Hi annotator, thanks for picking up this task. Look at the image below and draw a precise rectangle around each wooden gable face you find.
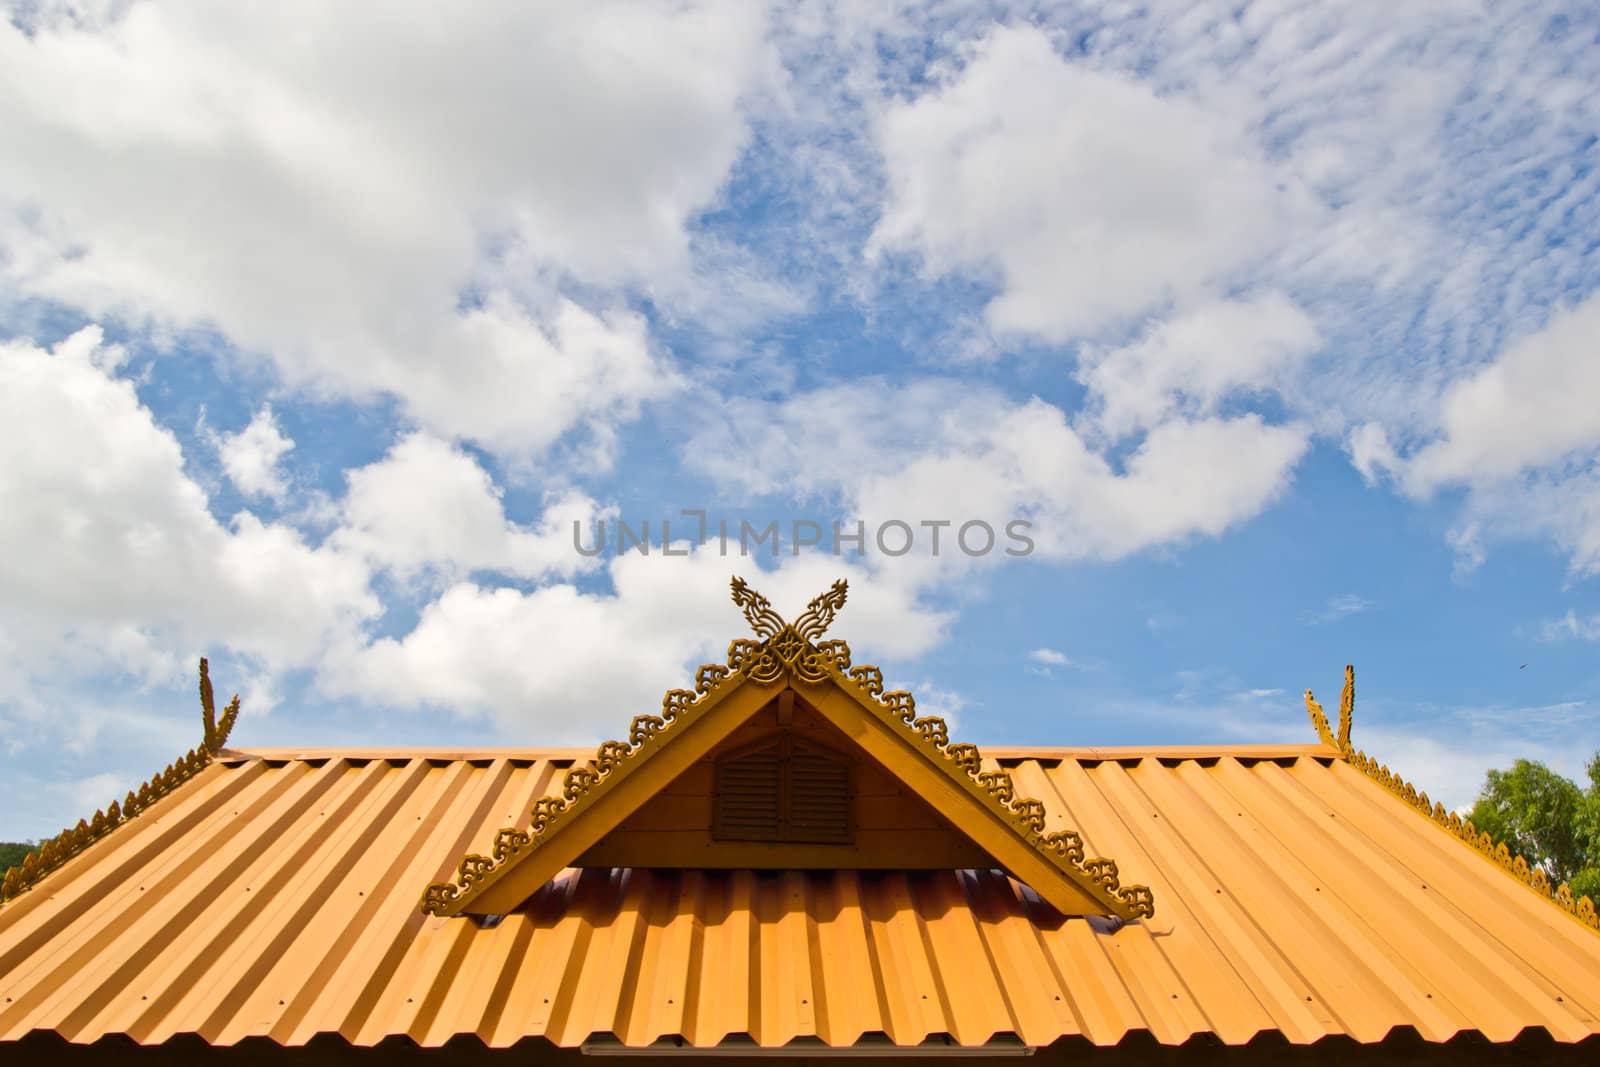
[575,692,1000,870]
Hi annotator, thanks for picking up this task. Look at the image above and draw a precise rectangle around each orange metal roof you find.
[3,747,1598,1051]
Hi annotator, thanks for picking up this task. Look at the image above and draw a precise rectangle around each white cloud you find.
[217,405,293,501]
[871,24,1300,341]
[1347,422,1401,485]
[688,378,1011,500]
[904,679,969,733]
[321,552,952,737]
[859,405,1308,563]
[691,381,1309,570]
[1146,613,1179,634]
[1026,647,1089,678]
[1401,294,1600,494]
[1077,293,1319,439]
[332,431,606,584]
[0,327,377,688]
[0,2,770,456]
[1307,594,1374,625]
[847,6,1600,578]
[1542,611,1600,643]
[1351,293,1600,575]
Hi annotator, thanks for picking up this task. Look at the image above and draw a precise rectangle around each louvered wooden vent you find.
[713,735,852,844]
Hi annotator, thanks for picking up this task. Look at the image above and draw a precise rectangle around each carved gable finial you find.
[730,576,786,639]
[1337,663,1354,751]
[791,579,849,641]
[2,658,239,906]
[1305,663,1355,755]
[728,576,850,685]
[199,656,241,754]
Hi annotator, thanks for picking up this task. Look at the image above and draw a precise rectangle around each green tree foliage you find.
[0,842,34,870]
[1574,754,1600,903]
[1469,754,1600,900]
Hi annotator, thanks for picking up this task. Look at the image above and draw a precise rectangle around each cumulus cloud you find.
[1347,422,1402,485]
[217,405,293,501]
[871,24,1300,341]
[332,431,607,584]
[0,1,769,457]
[853,5,1600,577]
[857,404,1307,563]
[321,552,951,737]
[1400,294,1600,494]
[1354,293,1600,574]
[691,380,1308,570]
[0,328,377,687]
[7,0,1600,835]
[1077,293,1320,439]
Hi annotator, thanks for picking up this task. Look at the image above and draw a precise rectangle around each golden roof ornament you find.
[728,575,850,685]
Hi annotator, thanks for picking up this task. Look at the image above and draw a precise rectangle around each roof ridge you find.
[1306,664,1599,936]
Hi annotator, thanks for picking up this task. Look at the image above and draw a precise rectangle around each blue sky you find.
[3,0,1599,840]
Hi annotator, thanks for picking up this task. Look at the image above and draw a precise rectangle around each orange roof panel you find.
[3,749,1597,1052]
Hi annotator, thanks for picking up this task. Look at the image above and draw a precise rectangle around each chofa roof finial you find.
[729,576,848,641]
[1304,664,1354,754]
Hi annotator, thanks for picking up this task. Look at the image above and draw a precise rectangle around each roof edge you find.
[1306,664,1599,936]
[0,658,240,906]
[214,742,1337,762]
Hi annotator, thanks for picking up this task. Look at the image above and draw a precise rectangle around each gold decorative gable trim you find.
[805,632,1155,920]
[422,577,1155,921]
[0,658,240,905]
[1306,665,1599,935]
[419,654,736,916]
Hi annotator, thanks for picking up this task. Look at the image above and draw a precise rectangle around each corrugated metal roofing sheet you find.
[2,747,1598,1050]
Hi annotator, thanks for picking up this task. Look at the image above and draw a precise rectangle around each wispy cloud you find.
[1361,698,1598,810]
[906,680,970,732]
[1026,647,1103,677]
[1306,594,1374,625]
[1541,610,1600,642]
[1146,613,1180,634]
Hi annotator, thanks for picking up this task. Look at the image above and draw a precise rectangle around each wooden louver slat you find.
[714,734,852,844]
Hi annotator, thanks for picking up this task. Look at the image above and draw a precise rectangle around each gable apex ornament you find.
[729,576,851,685]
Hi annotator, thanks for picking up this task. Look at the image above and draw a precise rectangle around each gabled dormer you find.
[422,577,1156,922]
